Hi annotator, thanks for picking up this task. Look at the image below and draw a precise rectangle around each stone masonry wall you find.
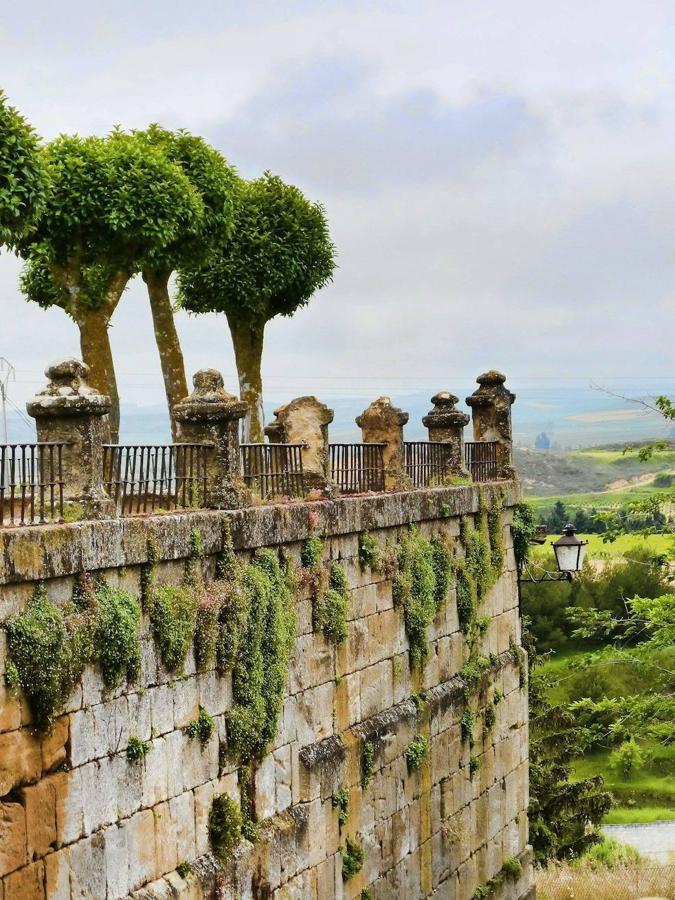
[0,483,533,900]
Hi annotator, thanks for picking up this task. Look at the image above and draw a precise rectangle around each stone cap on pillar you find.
[356,396,409,432]
[267,395,334,436]
[26,358,111,419]
[174,369,248,424]
[465,370,516,408]
[422,392,470,429]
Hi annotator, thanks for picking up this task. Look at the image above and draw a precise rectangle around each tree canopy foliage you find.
[178,171,336,440]
[0,89,46,249]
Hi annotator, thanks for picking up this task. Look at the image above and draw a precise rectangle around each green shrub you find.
[360,890,374,900]
[331,788,350,826]
[208,793,242,864]
[341,835,365,880]
[227,549,296,762]
[97,584,141,688]
[126,735,151,762]
[609,737,646,781]
[151,583,198,673]
[405,735,429,772]
[184,707,215,746]
[392,528,437,667]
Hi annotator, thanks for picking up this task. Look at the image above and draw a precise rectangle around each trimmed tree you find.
[20,130,203,440]
[137,126,238,438]
[178,172,336,442]
[0,89,46,249]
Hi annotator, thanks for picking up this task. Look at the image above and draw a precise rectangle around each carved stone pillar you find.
[26,358,114,518]
[465,371,516,479]
[174,369,250,509]
[356,396,411,491]
[264,396,334,493]
[422,392,470,478]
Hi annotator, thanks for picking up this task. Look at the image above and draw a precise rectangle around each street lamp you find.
[551,524,588,576]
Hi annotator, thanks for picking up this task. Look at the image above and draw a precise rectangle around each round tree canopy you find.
[178,171,336,323]
[0,89,46,249]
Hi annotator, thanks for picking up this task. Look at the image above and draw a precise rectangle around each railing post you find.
[465,370,516,479]
[356,396,411,491]
[422,392,470,479]
[26,358,114,519]
[174,369,251,509]
[264,395,335,494]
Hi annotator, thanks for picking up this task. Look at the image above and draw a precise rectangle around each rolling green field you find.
[529,482,668,516]
[532,532,675,560]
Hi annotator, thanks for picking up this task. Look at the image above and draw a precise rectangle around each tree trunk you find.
[77,307,120,441]
[227,314,266,443]
[143,268,188,442]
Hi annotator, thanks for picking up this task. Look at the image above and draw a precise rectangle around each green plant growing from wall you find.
[454,556,476,636]
[404,735,429,772]
[392,527,441,667]
[126,736,151,762]
[487,494,505,575]
[469,755,481,777]
[331,788,350,826]
[358,531,381,571]
[208,793,243,864]
[176,861,192,879]
[461,709,475,747]
[184,707,215,746]
[97,584,141,688]
[226,549,296,763]
[430,534,453,610]
[316,563,350,644]
[341,835,365,881]
[501,856,522,878]
[361,740,375,788]
[195,592,220,672]
[301,535,324,571]
[483,704,496,733]
[151,583,198,673]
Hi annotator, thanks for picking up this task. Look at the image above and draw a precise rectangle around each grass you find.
[529,482,667,515]
[530,532,674,562]
[541,648,675,823]
[536,860,675,899]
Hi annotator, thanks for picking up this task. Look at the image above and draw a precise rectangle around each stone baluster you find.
[264,396,335,494]
[465,370,516,479]
[356,396,411,491]
[422,392,470,478]
[174,369,250,509]
[26,358,114,518]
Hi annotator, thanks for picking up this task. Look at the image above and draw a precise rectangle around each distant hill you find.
[516,442,675,497]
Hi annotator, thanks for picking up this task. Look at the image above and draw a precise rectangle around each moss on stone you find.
[300,535,324,570]
[208,793,243,864]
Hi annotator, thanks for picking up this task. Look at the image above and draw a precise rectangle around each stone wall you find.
[0,483,533,900]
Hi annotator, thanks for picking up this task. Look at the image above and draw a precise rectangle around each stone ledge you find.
[300,649,515,771]
[0,482,518,586]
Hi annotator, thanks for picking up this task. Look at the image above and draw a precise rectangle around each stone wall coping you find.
[0,480,518,586]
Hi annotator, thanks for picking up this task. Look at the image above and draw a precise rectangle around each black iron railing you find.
[240,443,305,499]
[329,443,386,494]
[103,443,210,515]
[404,441,454,487]
[0,443,65,526]
[465,441,498,482]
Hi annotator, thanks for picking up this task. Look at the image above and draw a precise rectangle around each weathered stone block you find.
[45,847,70,898]
[123,808,157,892]
[69,831,106,899]
[0,729,41,796]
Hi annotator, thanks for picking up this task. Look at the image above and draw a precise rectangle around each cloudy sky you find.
[1,1,674,421]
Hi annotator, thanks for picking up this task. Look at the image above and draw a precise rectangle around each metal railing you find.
[465,440,498,481]
[103,443,210,516]
[240,443,305,499]
[0,443,65,526]
[329,443,386,494]
[404,441,454,487]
